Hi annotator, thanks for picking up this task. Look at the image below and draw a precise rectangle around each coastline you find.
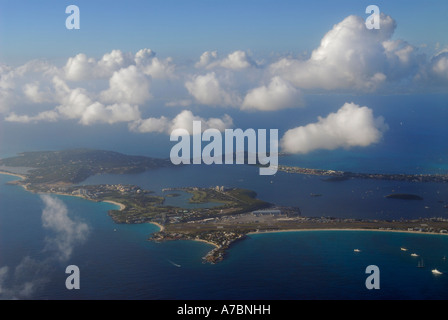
[2,170,448,264]
[102,200,126,211]
[0,171,27,180]
[0,171,129,215]
[247,227,448,237]
[149,221,165,232]
[193,238,219,248]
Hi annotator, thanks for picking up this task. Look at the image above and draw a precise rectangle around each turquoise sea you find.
[1,167,448,300]
[1,94,448,300]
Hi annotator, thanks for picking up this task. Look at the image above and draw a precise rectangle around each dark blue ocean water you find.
[1,169,448,300]
[1,94,448,300]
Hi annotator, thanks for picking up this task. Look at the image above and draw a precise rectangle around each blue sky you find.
[0,0,447,159]
[1,0,447,64]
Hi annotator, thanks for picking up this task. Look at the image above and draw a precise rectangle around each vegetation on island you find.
[2,148,448,264]
[0,148,173,184]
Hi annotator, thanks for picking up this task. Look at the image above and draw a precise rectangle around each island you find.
[2,148,448,264]
[277,165,448,183]
[385,193,424,200]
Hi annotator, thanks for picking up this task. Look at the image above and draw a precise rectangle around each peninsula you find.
[2,149,448,264]
[277,165,448,183]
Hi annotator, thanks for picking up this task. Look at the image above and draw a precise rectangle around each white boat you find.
[354,249,361,252]
[401,247,408,251]
[432,269,442,275]
[411,253,419,257]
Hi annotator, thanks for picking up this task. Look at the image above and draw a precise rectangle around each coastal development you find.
[2,149,448,264]
[277,165,448,183]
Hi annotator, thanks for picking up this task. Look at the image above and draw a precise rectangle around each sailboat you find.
[417,258,425,268]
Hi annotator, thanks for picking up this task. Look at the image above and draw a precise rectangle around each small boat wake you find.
[168,260,181,268]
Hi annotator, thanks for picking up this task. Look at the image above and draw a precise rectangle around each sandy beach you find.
[149,221,165,232]
[0,171,27,180]
[102,200,126,211]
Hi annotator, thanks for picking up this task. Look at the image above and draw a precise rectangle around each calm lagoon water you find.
[1,94,448,299]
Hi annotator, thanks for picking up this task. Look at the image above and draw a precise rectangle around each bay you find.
[1,171,448,300]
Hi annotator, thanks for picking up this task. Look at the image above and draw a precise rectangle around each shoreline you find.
[149,221,165,232]
[192,238,219,248]
[102,200,126,211]
[2,170,447,264]
[0,171,27,180]
[247,227,448,237]
[0,171,129,214]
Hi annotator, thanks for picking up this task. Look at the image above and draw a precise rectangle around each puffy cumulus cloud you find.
[270,14,421,91]
[429,51,448,81]
[0,60,58,113]
[196,50,255,70]
[129,110,233,135]
[185,72,241,107]
[23,82,53,104]
[64,50,133,81]
[6,76,141,126]
[64,53,96,81]
[135,49,176,79]
[280,102,388,154]
[195,51,218,68]
[129,115,170,133]
[64,49,175,81]
[171,110,233,133]
[242,76,303,111]
[414,49,448,87]
[100,65,151,105]
[79,103,141,126]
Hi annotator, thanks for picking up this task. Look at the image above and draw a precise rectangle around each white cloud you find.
[242,76,303,111]
[64,50,133,81]
[196,50,255,70]
[41,195,90,262]
[280,102,388,154]
[0,60,58,113]
[129,115,170,133]
[100,65,151,105]
[270,14,420,91]
[195,51,218,68]
[130,110,233,135]
[23,82,52,104]
[430,51,448,80]
[64,53,97,81]
[0,256,51,300]
[0,196,91,299]
[171,109,233,133]
[79,103,141,125]
[185,72,241,107]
